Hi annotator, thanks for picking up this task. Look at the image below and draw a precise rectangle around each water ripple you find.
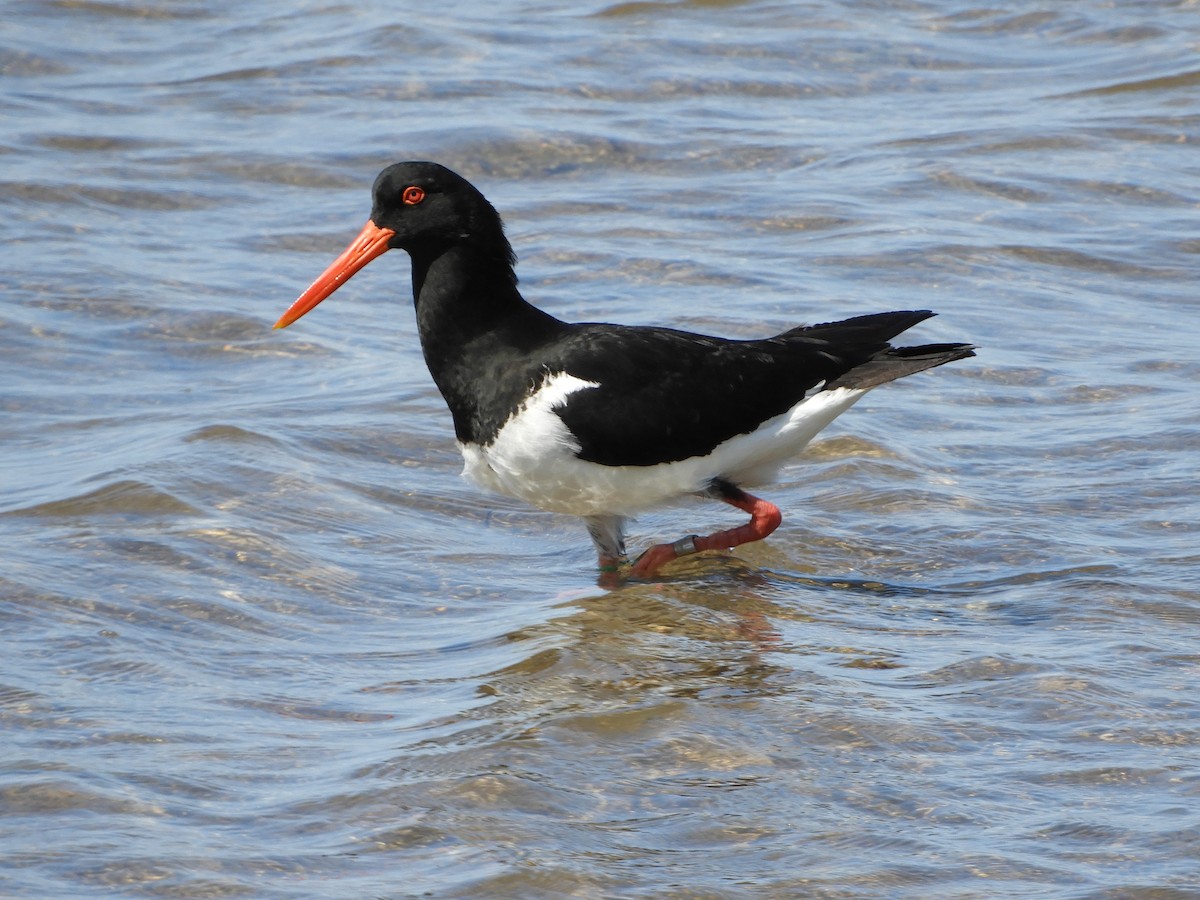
[2,0,1199,896]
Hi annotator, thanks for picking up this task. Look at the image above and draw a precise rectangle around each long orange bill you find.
[273,220,397,329]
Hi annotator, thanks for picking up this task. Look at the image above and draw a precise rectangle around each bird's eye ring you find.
[402,186,426,205]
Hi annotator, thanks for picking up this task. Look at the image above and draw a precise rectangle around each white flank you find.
[460,374,868,517]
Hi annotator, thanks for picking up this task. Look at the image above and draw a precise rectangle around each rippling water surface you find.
[4,1,1199,896]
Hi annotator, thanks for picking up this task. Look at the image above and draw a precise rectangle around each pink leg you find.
[629,483,783,577]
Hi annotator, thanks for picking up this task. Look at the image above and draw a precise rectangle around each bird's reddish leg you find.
[629,482,783,577]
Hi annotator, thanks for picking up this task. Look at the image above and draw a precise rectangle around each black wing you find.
[549,310,955,467]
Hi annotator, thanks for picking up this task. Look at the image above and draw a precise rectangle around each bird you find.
[274,161,974,579]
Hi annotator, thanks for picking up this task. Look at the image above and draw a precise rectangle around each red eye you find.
[402,185,426,205]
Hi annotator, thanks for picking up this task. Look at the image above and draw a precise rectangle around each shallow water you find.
[3,1,1199,897]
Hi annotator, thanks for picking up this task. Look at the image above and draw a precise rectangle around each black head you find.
[371,162,516,268]
[274,162,516,329]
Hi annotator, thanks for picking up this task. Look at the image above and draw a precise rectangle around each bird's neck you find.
[408,243,566,443]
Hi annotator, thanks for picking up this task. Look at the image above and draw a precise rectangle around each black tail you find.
[774,309,973,390]
[783,309,974,390]
[826,342,976,390]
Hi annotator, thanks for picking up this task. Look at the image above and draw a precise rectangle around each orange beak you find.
[273,220,397,329]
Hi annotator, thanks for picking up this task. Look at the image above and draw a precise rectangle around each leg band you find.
[672,535,700,557]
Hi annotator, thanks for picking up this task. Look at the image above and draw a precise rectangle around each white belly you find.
[459,372,867,517]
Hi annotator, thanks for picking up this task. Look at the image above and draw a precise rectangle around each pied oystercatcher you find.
[275,162,974,578]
